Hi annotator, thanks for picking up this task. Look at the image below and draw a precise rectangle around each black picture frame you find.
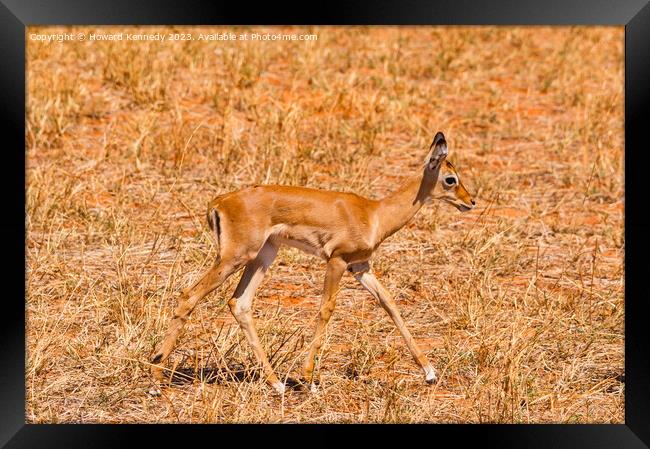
[4,0,649,447]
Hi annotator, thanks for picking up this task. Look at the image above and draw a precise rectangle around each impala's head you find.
[425,131,475,212]
[438,160,475,212]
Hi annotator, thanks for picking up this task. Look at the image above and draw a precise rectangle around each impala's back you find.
[208,185,380,262]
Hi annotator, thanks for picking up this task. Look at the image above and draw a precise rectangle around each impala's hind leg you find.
[228,241,282,393]
[150,253,244,392]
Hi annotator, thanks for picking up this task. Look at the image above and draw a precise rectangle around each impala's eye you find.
[444,176,457,186]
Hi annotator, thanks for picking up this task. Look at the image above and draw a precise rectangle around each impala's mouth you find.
[443,199,474,212]
[457,203,473,212]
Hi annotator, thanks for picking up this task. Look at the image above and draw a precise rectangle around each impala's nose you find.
[471,200,476,206]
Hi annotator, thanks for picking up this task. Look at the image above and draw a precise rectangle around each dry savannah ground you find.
[26,26,624,423]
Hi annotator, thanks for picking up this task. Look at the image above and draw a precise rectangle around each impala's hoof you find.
[148,386,162,397]
[273,382,286,395]
[425,368,437,384]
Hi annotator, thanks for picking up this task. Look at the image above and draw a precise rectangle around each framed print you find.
[3,0,649,447]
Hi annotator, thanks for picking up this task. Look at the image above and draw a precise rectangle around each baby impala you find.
[150,132,474,395]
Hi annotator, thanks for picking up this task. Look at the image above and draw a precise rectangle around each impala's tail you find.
[206,206,222,258]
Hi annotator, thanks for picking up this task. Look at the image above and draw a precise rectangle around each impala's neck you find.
[376,167,440,242]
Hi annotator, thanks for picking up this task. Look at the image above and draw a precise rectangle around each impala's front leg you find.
[302,257,347,389]
[352,265,437,384]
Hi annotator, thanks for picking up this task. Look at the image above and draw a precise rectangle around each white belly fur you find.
[267,224,330,259]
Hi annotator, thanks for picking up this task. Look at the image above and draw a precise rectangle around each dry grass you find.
[26,26,624,423]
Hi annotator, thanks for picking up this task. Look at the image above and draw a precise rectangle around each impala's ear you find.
[425,132,448,169]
